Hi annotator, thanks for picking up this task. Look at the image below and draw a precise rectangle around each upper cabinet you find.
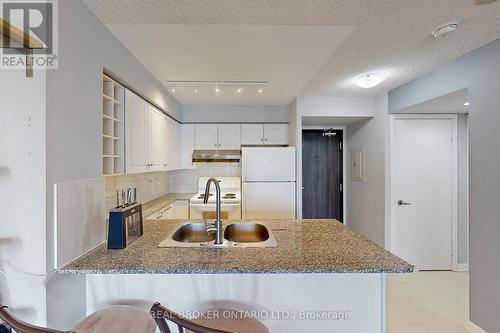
[166,116,181,170]
[218,124,241,149]
[125,89,181,174]
[194,124,241,150]
[241,124,265,145]
[241,124,288,146]
[125,90,149,174]
[148,105,168,172]
[264,124,288,145]
[180,124,196,169]
[194,124,218,150]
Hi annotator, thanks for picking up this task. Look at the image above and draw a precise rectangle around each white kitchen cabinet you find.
[241,124,264,145]
[264,124,288,145]
[173,200,190,219]
[241,123,288,146]
[195,124,218,150]
[218,124,241,149]
[149,105,168,172]
[125,90,149,174]
[180,124,196,169]
[126,89,181,174]
[146,200,190,220]
[166,117,181,170]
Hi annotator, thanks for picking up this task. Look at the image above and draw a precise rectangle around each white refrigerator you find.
[241,147,296,219]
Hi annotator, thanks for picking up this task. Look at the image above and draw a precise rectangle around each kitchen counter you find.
[60,219,413,274]
[142,193,195,217]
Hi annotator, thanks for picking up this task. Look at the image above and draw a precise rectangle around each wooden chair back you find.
[150,303,236,333]
[0,306,73,333]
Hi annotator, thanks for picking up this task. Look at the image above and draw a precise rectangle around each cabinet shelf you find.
[102,73,125,176]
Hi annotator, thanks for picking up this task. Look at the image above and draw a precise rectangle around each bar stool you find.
[0,304,156,333]
[150,303,270,333]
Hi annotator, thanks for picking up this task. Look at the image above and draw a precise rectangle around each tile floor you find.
[387,271,469,333]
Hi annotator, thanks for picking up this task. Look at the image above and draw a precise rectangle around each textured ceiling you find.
[83,0,500,105]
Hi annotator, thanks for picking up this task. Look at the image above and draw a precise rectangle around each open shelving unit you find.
[102,74,125,176]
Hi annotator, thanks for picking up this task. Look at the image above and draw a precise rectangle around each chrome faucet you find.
[204,177,223,245]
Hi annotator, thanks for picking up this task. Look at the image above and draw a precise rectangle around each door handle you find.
[397,200,411,206]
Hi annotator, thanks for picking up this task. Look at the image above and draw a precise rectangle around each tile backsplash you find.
[105,172,170,210]
[55,177,105,268]
[168,163,241,193]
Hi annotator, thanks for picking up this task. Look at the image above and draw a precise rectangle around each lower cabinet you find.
[147,200,190,220]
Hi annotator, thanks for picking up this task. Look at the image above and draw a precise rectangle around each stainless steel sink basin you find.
[171,223,216,243]
[159,222,278,248]
[224,223,270,243]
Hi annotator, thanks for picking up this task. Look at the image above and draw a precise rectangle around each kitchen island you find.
[60,219,412,332]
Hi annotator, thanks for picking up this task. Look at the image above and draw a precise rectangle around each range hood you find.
[192,150,241,163]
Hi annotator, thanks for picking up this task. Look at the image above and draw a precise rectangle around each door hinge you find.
[340,184,343,192]
[340,141,343,151]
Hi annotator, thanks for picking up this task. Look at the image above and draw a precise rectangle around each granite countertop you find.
[60,219,413,274]
[142,193,195,217]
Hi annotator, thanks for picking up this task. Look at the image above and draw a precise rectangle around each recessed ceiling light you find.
[236,88,242,93]
[464,102,470,106]
[432,21,460,38]
[258,88,263,94]
[193,89,198,93]
[354,73,386,89]
[171,88,175,93]
[215,87,220,93]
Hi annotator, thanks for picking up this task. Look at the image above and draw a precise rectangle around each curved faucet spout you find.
[204,177,223,245]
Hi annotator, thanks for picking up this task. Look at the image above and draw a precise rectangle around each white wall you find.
[182,105,289,123]
[389,37,500,331]
[345,94,388,246]
[0,68,47,325]
[45,0,181,328]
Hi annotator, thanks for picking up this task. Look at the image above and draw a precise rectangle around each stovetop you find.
[190,177,241,204]
[190,191,241,204]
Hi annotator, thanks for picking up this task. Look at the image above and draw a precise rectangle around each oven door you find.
[189,203,241,220]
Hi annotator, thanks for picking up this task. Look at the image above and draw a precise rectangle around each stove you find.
[189,177,241,219]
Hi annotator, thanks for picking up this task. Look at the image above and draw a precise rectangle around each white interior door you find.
[242,182,296,219]
[391,116,457,270]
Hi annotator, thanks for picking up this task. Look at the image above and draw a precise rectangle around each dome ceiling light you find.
[353,73,386,89]
[432,21,460,38]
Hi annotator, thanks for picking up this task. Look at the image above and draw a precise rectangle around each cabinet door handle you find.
[264,138,268,142]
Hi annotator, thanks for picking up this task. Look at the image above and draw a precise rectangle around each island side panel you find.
[86,273,385,333]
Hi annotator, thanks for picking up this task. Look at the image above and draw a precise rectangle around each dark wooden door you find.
[302,130,343,221]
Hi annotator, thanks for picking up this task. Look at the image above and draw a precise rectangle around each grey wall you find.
[345,94,388,246]
[182,105,289,123]
[0,67,47,325]
[389,37,500,332]
[45,0,181,328]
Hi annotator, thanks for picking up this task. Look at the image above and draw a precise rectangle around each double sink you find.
[159,222,278,248]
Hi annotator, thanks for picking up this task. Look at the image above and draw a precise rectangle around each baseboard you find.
[457,263,469,272]
[466,321,488,333]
